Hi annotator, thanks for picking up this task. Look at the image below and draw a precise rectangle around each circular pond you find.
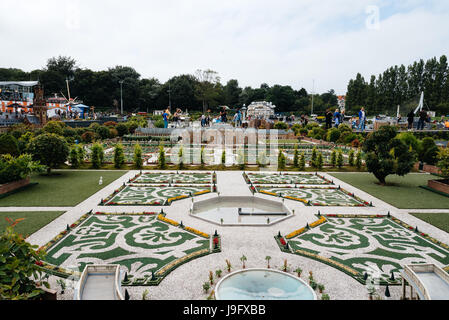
[215,269,317,300]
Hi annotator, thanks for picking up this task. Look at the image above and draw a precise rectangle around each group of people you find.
[324,107,366,131]
[162,108,183,128]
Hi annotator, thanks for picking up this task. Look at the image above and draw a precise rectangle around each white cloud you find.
[0,0,448,95]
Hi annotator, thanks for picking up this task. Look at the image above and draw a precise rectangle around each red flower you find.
[70,224,76,228]
[35,261,44,267]
[213,237,219,245]
[280,238,287,246]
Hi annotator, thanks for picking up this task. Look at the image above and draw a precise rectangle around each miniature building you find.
[247,101,276,119]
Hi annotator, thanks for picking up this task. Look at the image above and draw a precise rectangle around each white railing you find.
[403,264,449,300]
[74,264,124,300]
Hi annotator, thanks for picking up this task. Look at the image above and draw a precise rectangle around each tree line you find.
[345,55,449,116]
[0,56,341,114]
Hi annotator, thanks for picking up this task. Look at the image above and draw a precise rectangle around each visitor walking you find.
[333,109,341,128]
[358,107,366,132]
[233,109,242,127]
[163,109,171,128]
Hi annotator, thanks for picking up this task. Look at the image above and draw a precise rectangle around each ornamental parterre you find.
[278,214,449,285]
[41,212,220,286]
[254,185,370,207]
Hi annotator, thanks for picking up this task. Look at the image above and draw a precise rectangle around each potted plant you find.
[318,284,325,294]
[225,259,232,273]
[203,282,210,293]
[295,267,302,277]
[282,259,289,272]
[265,256,272,269]
[56,279,66,294]
[215,269,222,278]
[142,289,149,300]
[310,280,318,291]
[209,271,214,285]
[240,255,247,269]
[321,294,330,300]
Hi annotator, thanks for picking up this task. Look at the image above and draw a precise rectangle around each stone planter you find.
[0,177,30,195]
[428,179,449,196]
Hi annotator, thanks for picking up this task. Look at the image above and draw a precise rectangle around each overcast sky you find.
[1,0,449,94]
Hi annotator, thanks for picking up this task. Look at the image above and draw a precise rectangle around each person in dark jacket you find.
[417,110,428,130]
[407,110,414,130]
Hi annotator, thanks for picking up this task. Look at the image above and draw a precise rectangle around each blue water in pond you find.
[217,270,315,300]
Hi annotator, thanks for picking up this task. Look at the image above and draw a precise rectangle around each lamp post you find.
[119,80,124,115]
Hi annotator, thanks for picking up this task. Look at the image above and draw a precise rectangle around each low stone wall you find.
[414,163,442,175]
[428,179,449,195]
[0,178,30,195]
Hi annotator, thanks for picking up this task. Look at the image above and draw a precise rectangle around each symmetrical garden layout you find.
[278,215,449,284]
[244,172,333,185]
[255,186,370,207]
[42,213,219,286]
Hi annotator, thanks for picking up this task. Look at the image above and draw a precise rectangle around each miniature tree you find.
[362,125,416,185]
[316,152,323,170]
[178,146,184,170]
[265,256,272,269]
[225,259,232,273]
[27,133,69,175]
[330,150,337,167]
[318,284,325,293]
[348,149,355,167]
[437,148,449,177]
[221,150,226,168]
[91,143,104,169]
[133,143,143,169]
[240,255,247,269]
[356,150,362,170]
[209,271,214,285]
[203,282,211,293]
[293,145,299,168]
[385,285,391,298]
[69,146,80,168]
[337,150,344,169]
[215,269,222,278]
[113,143,125,169]
[278,149,286,170]
[295,267,302,277]
[200,146,206,168]
[311,147,318,168]
[158,146,166,169]
[321,294,330,300]
[299,152,306,171]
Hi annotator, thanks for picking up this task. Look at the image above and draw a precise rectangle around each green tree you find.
[159,146,166,169]
[0,222,49,300]
[27,134,69,175]
[178,146,185,170]
[274,122,288,130]
[348,150,355,167]
[337,150,344,168]
[0,154,44,184]
[278,150,286,170]
[293,145,299,168]
[330,150,337,167]
[437,148,449,177]
[362,126,416,184]
[356,151,363,170]
[418,137,439,165]
[316,152,323,170]
[133,144,143,169]
[116,124,129,137]
[91,143,104,169]
[43,121,64,136]
[311,147,318,168]
[69,146,80,168]
[299,152,306,171]
[0,134,19,157]
[113,144,125,168]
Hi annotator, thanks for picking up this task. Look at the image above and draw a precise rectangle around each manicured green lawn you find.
[0,211,65,237]
[409,212,449,233]
[0,170,127,207]
[330,173,449,209]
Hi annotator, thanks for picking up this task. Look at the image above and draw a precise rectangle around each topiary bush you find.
[113,144,125,168]
[0,134,19,157]
[27,133,69,175]
[91,143,104,169]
